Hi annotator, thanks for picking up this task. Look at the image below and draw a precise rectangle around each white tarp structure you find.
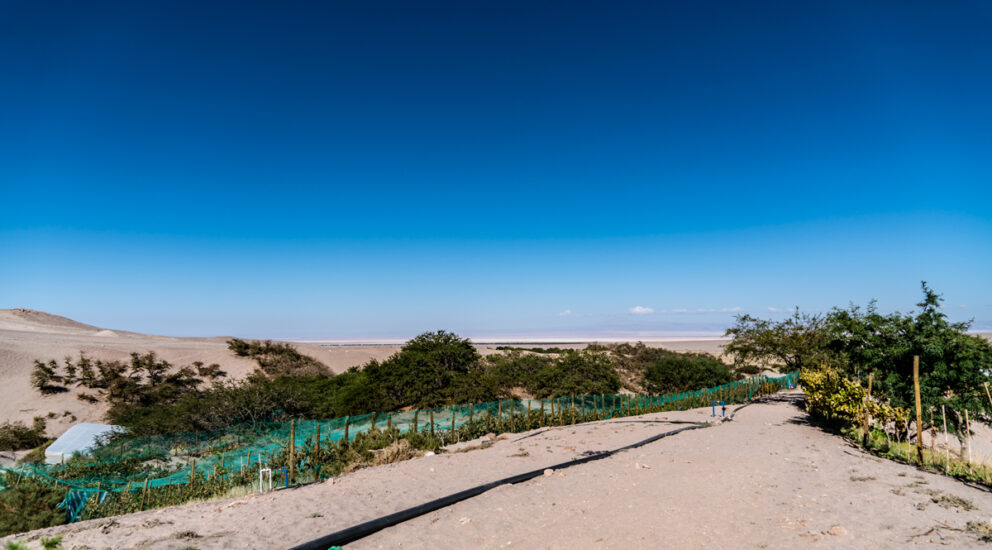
[45,422,121,465]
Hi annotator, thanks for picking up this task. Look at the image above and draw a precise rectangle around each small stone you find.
[635,463,651,470]
[325,477,335,485]
[459,517,471,525]
[827,525,847,536]
[544,469,554,477]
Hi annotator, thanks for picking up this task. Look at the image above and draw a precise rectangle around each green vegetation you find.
[0,418,48,452]
[642,354,732,395]
[30,332,742,438]
[726,282,992,425]
[0,474,66,537]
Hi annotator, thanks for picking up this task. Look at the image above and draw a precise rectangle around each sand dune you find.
[6,393,992,549]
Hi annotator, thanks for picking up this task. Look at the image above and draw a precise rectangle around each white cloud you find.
[721,307,742,313]
[558,309,573,317]
[629,306,655,315]
[767,307,784,313]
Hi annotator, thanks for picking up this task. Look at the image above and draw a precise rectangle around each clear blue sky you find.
[1,1,990,339]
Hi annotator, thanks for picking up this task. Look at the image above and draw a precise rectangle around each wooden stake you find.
[469,404,474,426]
[913,356,924,465]
[412,411,418,434]
[941,405,949,465]
[387,413,392,431]
[344,416,350,441]
[929,408,935,452]
[450,407,456,436]
[189,459,196,484]
[371,412,376,431]
[863,372,873,446]
[984,382,992,410]
[430,410,435,436]
[965,409,973,463]
[289,419,296,483]
[316,423,321,453]
[497,401,503,429]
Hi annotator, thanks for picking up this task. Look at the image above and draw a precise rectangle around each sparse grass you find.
[931,492,975,511]
[845,426,992,489]
[849,475,876,482]
[967,520,992,542]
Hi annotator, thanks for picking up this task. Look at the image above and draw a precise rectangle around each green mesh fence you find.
[1,371,798,523]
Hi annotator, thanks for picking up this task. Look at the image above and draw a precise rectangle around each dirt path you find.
[6,392,992,549]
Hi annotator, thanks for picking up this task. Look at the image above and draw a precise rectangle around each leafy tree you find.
[724,308,830,371]
[828,283,992,423]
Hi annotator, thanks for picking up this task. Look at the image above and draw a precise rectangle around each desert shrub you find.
[642,354,732,395]
[0,473,66,537]
[108,372,312,435]
[31,360,69,394]
[0,417,48,451]
[227,338,330,377]
[526,351,621,397]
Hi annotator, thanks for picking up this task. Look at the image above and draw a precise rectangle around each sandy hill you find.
[0,309,400,437]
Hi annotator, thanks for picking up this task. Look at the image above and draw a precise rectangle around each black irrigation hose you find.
[288,400,770,550]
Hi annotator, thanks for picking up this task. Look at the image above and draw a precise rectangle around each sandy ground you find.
[6,392,992,549]
[0,309,727,438]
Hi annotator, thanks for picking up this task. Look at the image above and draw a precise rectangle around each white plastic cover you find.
[44,422,121,465]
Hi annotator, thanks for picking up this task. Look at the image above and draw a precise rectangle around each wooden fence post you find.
[289,419,296,483]
[450,407,456,436]
[941,405,949,466]
[344,416,350,442]
[863,372,873,447]
[965,409,973,463]
[412,410,418,433]
[430,410,435,436]
[913,356,924,465]
[315,424,321,454]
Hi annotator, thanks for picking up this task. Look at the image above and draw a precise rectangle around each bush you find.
[226,339,330,377]
[642,355,732,395]
[0,473,66,537]
[0,418,48,451]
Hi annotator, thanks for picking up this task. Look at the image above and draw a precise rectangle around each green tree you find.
[724,308,830,371]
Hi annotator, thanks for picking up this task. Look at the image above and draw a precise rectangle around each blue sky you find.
[1,1,990,339]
